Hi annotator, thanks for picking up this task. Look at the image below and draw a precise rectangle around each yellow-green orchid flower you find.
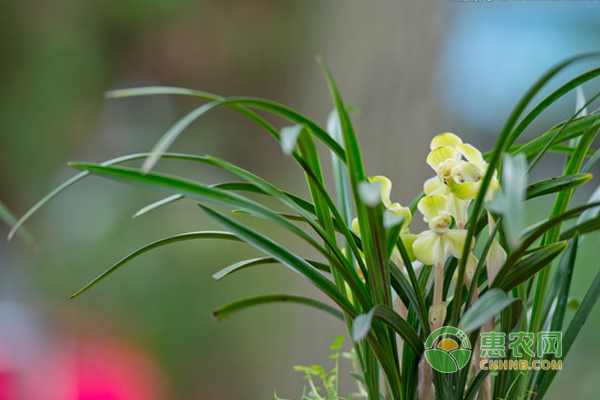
[412,194,474,266]
[386,202,416,265]
[354,176,416,266]
[447,143,500,202]
[387,202,412,233]
[426,133,501,202]
[423,176,470,228]
[367,175,392,207]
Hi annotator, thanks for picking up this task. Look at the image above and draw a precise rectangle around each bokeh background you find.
[1,1,600,399]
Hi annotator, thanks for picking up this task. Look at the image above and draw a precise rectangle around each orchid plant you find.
[9,55,600,400]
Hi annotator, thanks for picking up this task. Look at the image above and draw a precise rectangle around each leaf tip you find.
[68,161,85,170]
[6,228,16,242]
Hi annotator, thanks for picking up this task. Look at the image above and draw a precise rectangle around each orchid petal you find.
[400,233,417,262]
[413,231,445,266]
[430,133,463,150]
[443,229,473,259]
[424,176,444,195]
[457,143,484,169]
[352,217,360,235]
[451,160,483,184]
[448,179,481,200]
[368,175,392,207]
[426,146,460,173]
[418,194,449,222]
[449,194,470,228]
[388,202,412,232]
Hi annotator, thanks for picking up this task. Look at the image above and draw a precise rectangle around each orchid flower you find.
[353,176,416,267]
[412,194,472,267]
[426,133,500,202]
[423,176,470,228]
[412,193,475,330]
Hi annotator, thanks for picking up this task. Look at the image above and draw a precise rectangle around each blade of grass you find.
[8,152,252,241]
[205,155,371,308]
[498,241,568,292]
[526,174,592,201]
[0,199,33,244]
[132,194,183,218]
[212,257,330,281]
[198,204,357,316]
[213,294,344,321]
[106,87,346,161]
[459,288,523,333]
[70,231,240,298]
[352,305,423,355]
[534,251,600,398]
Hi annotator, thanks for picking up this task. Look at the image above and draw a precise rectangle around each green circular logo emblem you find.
[424,326,472,373]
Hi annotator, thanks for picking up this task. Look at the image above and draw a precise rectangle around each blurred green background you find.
[1,1,599,399]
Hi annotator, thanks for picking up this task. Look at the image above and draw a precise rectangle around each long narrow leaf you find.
[70,231,240,298]
[213,294,344,321]
[459,288,523,333]
[212,257,330,281]
[352,305,423,355]
[198,204,357,316]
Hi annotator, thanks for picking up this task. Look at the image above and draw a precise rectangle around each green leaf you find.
[487,152,527,250]
[463,370,491,400]
[526,86,600,171]
[212,257,330,281]
[0,199,33,244]
[352,309,375,343]
[140,101,221,172]
[133,194,183,218]
[526,173,592,200]
[8,152,220,241]
[204,155,371,309]
[459,288,523,333]
[352,305,423,355]
[68,162,332,263]
[559,215,600,240]
[497,241,568,291]
[213,294,344,321]
[107,87,346,161]
[512,114,600,160]
[280,124,305,155]
[70,231,240,298]
[549,235,579,332]
[494,201,600,286]
[452,53,600,326]
[198,204,357,316]
[535,246,600,398]
[582,146,600,173]
[576,186,600,229]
